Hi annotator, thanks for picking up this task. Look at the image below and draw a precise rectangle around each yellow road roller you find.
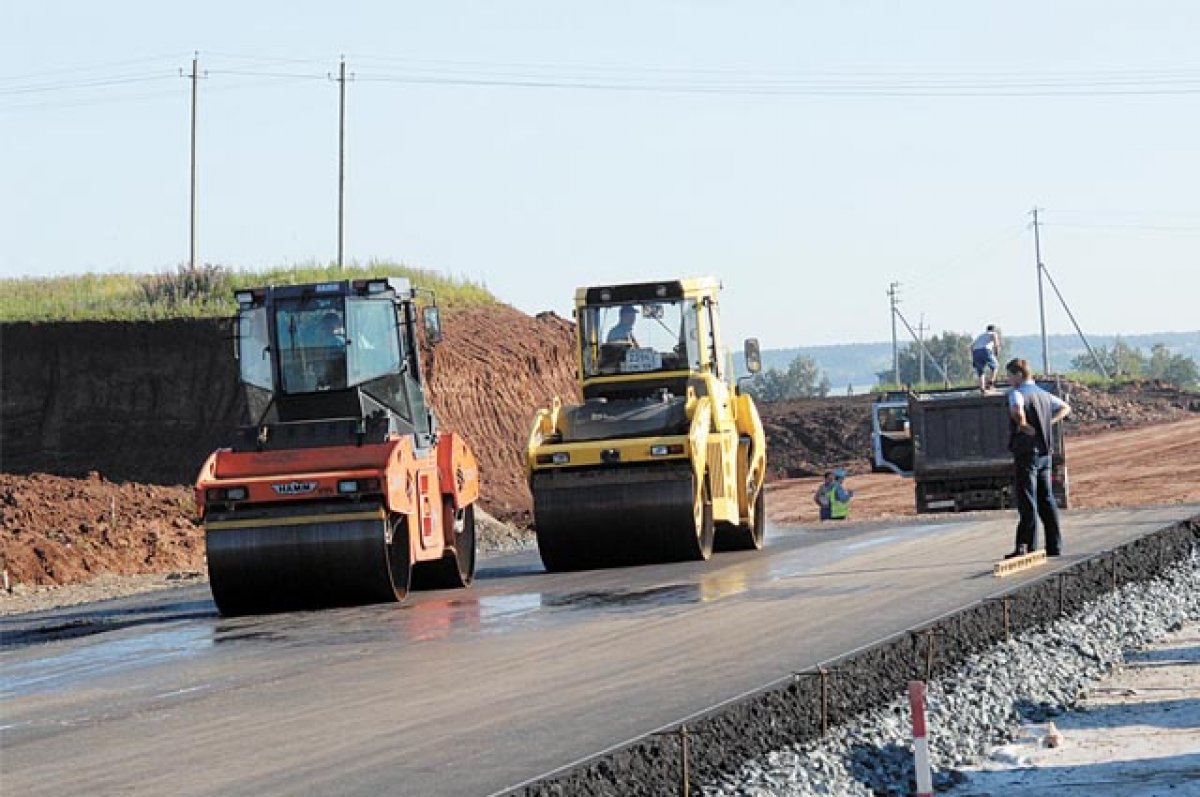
[526,277,766,571]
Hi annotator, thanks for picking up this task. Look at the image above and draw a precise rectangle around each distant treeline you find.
[742,331,1200,393]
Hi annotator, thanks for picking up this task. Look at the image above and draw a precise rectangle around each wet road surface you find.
[2,505,1196,796]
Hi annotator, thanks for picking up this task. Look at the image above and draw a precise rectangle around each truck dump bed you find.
[910,390,1011,480]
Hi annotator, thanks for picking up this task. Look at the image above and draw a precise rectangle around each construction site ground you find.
[2,380,1197,611]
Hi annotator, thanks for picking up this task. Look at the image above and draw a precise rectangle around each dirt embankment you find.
[424,308,578,525]
[0,472,201,588]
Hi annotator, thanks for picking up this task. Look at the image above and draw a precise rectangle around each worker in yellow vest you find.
[815,470,855,521]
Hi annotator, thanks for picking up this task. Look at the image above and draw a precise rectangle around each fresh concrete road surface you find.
[3,505,1196,796]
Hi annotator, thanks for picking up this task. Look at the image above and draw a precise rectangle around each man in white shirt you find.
[970,324,1002,391]
[1005,358,1071,558]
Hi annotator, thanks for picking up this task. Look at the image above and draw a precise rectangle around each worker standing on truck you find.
[971,325,1002,391]
[815,470,854,521]
[1005,358,1071,558]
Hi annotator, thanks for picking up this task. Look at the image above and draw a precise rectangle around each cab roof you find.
[575,277,720,306]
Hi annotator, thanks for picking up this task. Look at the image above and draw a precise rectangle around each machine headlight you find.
[650,444,685,457]
[338,480,359,494]
[207,486,248,502]
[536,452,571,465]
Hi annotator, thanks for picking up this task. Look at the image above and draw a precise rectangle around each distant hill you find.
[744,331,1200,392]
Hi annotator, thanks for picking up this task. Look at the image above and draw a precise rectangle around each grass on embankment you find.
[0,262,496,323]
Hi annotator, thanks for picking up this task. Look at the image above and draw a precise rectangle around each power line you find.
[0,78,288,115]
[0,54,184,82]
[1044,222,1200,233]
[205,68,328,81]
[7,59,1200,103]
[0,73,177,96]
[351,72,1200,97]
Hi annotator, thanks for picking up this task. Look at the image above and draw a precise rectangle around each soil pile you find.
[1063,379,1200,431]
[757,395,876,479]
[0,472,201,587]
[425,307,578,525]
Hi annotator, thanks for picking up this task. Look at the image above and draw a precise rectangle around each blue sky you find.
[3,2,1198,347]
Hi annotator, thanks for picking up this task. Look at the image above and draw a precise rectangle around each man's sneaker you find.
[1046,550,1062,557]
[1003,545,1028,560]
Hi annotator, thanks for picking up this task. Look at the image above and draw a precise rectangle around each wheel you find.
[207,506,411,616]
[714,488,765,552]
[915,483,928,514]
[679,473,715,561]
[532,465,707,571]
[385,513,414,600]
[413,502,477,590]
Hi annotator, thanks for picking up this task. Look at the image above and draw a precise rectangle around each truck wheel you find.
[915,484,928,514]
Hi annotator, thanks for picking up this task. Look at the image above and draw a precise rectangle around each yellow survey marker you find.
[992,550,1047,578]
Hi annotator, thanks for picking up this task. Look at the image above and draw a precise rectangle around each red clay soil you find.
[425,306,578,526]
[0,472,201,588]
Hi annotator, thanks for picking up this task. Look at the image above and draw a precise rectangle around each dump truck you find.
[526,277,767,571]
[194,277,480,615]
[904,381,1069,513]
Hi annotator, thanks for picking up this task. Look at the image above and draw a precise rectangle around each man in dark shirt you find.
[1005,358,1071,558]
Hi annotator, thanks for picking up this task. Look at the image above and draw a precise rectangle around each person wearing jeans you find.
[1005,358,1071,558]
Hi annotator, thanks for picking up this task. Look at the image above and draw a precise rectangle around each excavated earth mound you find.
[425,307,578,525]
[0,472,201,588]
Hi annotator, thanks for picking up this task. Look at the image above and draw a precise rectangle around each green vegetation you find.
[1069,338,1199,387]
[0,261,497,323]
[875,330,977,387]
[744,354,831,401]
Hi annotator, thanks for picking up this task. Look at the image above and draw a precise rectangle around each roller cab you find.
[195,278,480,615]
[527,278,767,571]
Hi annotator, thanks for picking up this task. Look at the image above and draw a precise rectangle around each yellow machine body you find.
[527,277,766,571]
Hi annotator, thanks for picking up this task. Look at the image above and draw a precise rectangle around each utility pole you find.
[330,57,353,270]
[917,314,927,386]
[1032,207,1049,375]
[888,282,901,386]
[181,52,204,271]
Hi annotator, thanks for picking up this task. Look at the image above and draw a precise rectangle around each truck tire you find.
[915,483,928,514]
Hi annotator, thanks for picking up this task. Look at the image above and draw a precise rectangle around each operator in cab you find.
[606,305,640,346]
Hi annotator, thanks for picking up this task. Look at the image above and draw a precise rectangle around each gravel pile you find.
[705,552,1200,796]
